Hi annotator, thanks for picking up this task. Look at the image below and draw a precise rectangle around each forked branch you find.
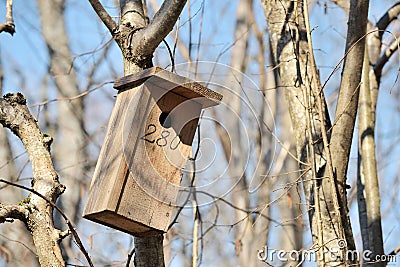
[89,0,187,66]
[374,35,400,75]
[0,203,29,223]
[0,93,93,267]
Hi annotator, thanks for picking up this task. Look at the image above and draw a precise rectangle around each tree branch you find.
[0,178,94,267]
[374,34,400,75]
[0,93,94,267]
[330,0,350,14]
[137,0,188,57]
[0,203,29,223]
[0,0,15,35]
[330,0,369,191]
[329,0,370,254]
[88,0,118,34]
[376,2,400,34]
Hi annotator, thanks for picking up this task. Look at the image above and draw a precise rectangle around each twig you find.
[168,121,202,230]
[373,33,400,75]
[192,200,199,267]
[388,245,400,256]
[30,81,113,107]
[126,247,135,267]
[162,39,175,72]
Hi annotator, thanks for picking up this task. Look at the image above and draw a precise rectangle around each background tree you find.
[0,0,400,267]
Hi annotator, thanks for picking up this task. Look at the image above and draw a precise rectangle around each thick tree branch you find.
[368,2,400,73]
[330,0,369,219]
[88,0,118,34]
[139,0,187,56]
[376,2,400,34]
[0,93,65,266]
[0,203,29,223]
[0,178,94,267]
[0,94,62,200]
[116,0,187,68]
[0,0,15,35]
[0,93,94,267]
[374,34,400,75]
[357,48,384,266]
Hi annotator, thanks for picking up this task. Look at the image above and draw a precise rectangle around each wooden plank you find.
[83,210,161,236]
[114,67,223,108]
[83,88,142,215]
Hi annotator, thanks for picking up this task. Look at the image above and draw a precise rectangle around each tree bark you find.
[330,1,370,246]
[355,3,400,264]
[276,92,303,267]
[357,47,384,267]
[262,0,354,265]
[0,93,66,267]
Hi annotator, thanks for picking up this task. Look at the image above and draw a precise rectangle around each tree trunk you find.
[329,1,370,250]
[357,47,384,267]
[262,0,354,265]
[224,1,253,266]
[277,91,303,266]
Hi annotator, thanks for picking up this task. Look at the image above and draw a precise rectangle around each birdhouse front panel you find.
[83,67,222,236]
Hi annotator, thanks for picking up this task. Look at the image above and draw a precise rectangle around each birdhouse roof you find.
[114,66,223,108]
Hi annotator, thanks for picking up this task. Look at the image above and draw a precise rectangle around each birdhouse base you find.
[84,210,162,237]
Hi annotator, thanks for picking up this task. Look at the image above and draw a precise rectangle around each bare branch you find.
[0,93,93,267]
[0,0,15,35]
[330,0,369,210]
[0,178,94,267]
[88,0,118,34]
[388,245,400,256]
[376,2,400,33]
[138,0,188,56]
[374,34,400,74]
[0,203,29,223]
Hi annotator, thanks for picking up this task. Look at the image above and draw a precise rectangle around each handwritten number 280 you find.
[141,124,181,150]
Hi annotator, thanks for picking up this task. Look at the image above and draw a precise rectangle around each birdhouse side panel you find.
[83,87,147,217]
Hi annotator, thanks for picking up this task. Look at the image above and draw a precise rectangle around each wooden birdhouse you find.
[83,67,222,236]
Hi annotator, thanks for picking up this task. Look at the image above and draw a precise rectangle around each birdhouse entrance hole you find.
[159,112,171,128]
